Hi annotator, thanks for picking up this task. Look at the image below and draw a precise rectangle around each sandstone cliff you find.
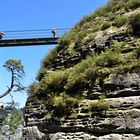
[24,0,140,139]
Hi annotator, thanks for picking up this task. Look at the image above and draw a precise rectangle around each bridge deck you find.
[0,37,59,47]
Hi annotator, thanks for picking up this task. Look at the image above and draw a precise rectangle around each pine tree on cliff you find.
[0,59,25,99]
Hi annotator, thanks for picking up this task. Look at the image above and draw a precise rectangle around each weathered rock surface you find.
[24,4,140,140]
[24,72,140,139]
[25,79,140,138]
[50,32,135,70]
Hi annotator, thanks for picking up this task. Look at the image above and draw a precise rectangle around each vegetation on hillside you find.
[36,0,140,75]
[28,0,140,119]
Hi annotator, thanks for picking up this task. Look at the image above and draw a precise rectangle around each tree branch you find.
[0,59,24,99]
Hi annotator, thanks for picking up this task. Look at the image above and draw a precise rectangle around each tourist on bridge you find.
[0,32,5,39]
[52,27,56,37]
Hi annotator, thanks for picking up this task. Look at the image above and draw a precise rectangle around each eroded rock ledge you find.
[24,94,140,139]
[24,5,140,138]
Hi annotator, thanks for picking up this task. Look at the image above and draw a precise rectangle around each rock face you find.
[24,32,140,139]
[24,1,140,139]
[48,32,134,70]
[25,96,140,139]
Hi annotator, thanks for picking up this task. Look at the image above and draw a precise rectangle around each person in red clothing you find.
[0,32,5,39]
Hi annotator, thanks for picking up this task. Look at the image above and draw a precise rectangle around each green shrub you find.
[42,47,58,68]
[78,15,94,27]
[105,0,124,13]
[95,51,123,67]
[113,40,126,52]
[74,31,87,47]
[65,57,95,91]
[82,33,96,46]
[65,72,91,94]
[77,0,122,23]
[59,36,70,47]
[97,67,111,78]
[88,96,110,114]
[39,70,69,94]
[53,94,79,108]
[112,15,128,28]
[36,67,47,81]
[128,13,140,35]
[93,0,124,18]
[27,82,40,96]
[91,21,102,33]
[117,59,140,74]
[53,94,80,117]
[125,0,140,10]
[134,46,140,58]
[94,7,108,17]
[101,21,111,30]
[59,29,78,47]
[65,55,112,94]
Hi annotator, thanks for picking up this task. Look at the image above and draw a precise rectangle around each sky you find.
[0,0,108,107]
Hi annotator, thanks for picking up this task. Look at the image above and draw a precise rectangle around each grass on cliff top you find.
[52,94,80,118]
[28,40,140,120]
[32,0,140,97]
[28,40,140,98]
[28,0,140,119]
[45,94,110,119]
[36,0,140,78]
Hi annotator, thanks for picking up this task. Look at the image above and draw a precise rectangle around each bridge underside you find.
[0,37,59,47]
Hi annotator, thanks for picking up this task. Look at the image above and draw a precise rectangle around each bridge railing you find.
[1,28,70,40]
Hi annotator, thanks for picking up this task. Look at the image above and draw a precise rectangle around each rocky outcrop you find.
[25,96,140,139]
[24,31,140,139]
[50,32,135,70]
[24,70,140,139]
[24,2,140,139]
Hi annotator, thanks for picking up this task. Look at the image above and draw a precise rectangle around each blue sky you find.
[0,0,108,107]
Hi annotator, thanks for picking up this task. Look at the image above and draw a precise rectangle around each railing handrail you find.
[0,28,70,40]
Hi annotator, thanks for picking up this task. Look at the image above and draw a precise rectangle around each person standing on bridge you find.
[0,32,5,39]
[51,27,56,37]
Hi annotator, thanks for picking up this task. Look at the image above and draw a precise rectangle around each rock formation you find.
[24,0,140,139]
